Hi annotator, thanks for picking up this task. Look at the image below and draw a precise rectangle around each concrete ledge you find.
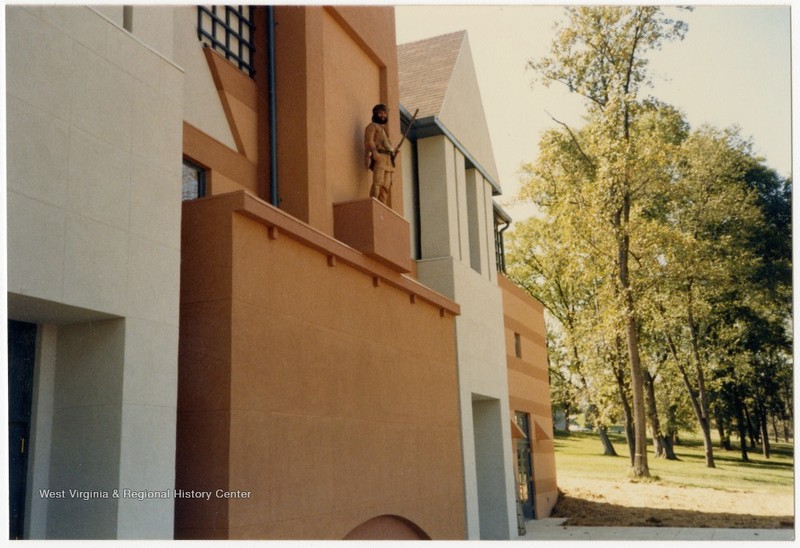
[333,198,412,273]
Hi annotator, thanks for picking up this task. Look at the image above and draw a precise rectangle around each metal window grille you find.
[197,6,255,78]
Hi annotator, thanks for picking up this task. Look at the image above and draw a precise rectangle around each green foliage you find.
[513,5,793,471]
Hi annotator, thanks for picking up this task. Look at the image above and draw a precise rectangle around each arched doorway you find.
[344,515,431,540]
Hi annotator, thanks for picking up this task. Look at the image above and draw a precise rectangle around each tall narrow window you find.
[514,332,522,359]
[197,6,255,78]
[182,160,207,201]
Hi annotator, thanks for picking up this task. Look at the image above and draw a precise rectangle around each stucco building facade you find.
[398,31,558,536]
[7,5,554,540]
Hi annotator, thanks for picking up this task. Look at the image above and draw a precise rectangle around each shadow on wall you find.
[343,515,431,540]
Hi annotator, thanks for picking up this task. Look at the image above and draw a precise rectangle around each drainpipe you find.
[267,6,279,207]
[494,203,512,274]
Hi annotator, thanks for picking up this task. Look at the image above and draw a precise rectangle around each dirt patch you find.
[553,476,794,528]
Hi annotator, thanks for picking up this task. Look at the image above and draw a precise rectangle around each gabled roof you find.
[398,30,501,193]
[398,31,466,120]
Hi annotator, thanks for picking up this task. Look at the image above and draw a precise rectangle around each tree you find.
[526,6,688,477]
[506,216,624,456]
[647,126,765,467]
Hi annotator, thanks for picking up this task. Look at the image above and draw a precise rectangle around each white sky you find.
[395,5,792,225]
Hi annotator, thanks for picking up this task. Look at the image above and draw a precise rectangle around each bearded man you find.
[364,104,395,205]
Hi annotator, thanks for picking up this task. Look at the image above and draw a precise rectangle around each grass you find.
[554,430,794,492]
[551,430,795,528]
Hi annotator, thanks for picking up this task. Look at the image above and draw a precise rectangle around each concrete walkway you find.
[516,518,795,541]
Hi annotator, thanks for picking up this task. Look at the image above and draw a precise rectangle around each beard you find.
[372,114,387,124]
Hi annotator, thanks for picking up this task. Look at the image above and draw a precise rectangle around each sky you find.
[395,5,793,226]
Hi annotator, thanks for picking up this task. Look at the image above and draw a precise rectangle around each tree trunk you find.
[686,291,715,468]
[615,202,649,478]
[734,392,749,462]
[759,407,771,458]
[664,329,714,467]
[613,362,635,466]
[643,368,673,459]
[661,434,677,460]
[598,426,618,456]
[772,413,779,444]
[744,406,758,448]
[715,407,731,450]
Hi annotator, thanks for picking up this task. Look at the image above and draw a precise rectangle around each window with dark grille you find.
[197,6,255,78]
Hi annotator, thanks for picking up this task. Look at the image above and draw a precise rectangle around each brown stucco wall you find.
[499,274,558,518]
[176,191,465,539]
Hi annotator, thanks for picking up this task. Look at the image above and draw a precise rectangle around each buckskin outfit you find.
[364,104,395,204]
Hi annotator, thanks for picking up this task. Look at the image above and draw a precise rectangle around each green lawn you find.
[553,430,794,494]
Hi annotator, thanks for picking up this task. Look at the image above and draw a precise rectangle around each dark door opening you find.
[515,411,535,520]
[8,320,37,539]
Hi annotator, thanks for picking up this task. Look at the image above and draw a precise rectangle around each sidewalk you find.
[516,518,796,541]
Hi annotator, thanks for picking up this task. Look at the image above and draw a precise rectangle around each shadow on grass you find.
[676,450,795,470]
[552,492,794,529]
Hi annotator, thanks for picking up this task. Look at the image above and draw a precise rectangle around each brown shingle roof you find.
[397,30,466,118]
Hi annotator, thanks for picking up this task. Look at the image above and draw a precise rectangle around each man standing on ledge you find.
[364,103,395,205]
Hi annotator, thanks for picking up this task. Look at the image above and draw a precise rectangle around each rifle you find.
[391,108,419,166]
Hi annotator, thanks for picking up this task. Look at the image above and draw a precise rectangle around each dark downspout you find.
[498,221,510,274]
[267,6,279,207]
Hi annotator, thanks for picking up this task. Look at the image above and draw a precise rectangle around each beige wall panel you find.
[67,127,131,229]
[131,78,183,172]
[7,193,66,303]
[7,95,70,208]
[70,42,135,151]
[92,5,123,27]
[6,7,74,123]
[127,6,174,59]
[437,37,499,182]
[62,213,129,315]
[130,158,182,251]
[172,6,236,150]
[8,5,183,539]
[47,319,125,538]
[400,139,418,256]
[105,23,162,86]
[418,136,458,259]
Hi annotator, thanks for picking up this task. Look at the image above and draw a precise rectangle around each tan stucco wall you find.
[499,275,558,518]
[176,192,465,540]
[274,6,402,233]
[173,5,460,539]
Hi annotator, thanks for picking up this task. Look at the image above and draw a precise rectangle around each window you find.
[197,6,255,78]
[182,160,207,201]
[514,332,522,358]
